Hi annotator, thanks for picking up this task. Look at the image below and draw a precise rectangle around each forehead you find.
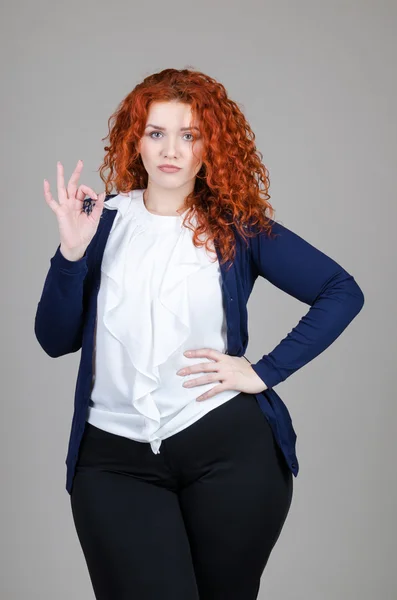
[146,101,199,127]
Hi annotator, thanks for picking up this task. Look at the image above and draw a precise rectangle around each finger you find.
[91,191,106,217]
[43,179,60,214]
[184,373,221,387]
[197,384,225,401]
[67,159,84,199]
[75,184,99,202]
[184,362,220,374]
[57,162,68,205]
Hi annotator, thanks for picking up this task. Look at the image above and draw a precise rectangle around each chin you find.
[152,176,188,188]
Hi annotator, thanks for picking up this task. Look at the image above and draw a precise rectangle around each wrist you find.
[59,244,86,262]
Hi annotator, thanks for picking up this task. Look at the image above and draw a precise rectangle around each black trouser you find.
[70,391,293,599]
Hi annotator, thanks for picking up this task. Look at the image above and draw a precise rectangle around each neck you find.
[143,182,194,216]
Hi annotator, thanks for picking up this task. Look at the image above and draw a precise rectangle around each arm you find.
[34,245,88,358]
[249,219,365,389]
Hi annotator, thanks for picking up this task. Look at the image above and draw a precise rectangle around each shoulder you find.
[104,193,119,203]
[103,192,130,210]
[103,189,145,219]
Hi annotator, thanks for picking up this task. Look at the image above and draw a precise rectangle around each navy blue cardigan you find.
[34,196,365,494]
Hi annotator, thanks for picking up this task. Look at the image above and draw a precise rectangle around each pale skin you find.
[43,160,106,262]
[137,99,204,214]
[176,348,267,401]
[43,102,267,400]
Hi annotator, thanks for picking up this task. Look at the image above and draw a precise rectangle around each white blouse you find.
[86,189,240,453]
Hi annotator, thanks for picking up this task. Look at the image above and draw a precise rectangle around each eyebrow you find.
[145,124,200,132]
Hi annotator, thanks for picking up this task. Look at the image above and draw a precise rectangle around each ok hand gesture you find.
[43,160,106,261]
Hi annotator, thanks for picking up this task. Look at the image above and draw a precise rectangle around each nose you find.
[162,135,180,158]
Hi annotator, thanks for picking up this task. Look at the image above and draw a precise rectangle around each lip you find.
[158,165,181,172]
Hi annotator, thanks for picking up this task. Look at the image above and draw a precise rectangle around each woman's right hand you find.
[43,160,106,261]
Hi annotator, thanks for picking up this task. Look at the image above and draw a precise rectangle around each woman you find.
[35,67,364,599]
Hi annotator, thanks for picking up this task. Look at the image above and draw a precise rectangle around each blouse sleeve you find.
[249,218,365,389]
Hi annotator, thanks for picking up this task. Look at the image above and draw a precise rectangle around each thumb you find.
[92,191,106,217]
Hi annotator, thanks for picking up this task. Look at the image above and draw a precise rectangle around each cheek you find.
[138,137,155,156]
[138,146,157,168]
[190,146,204,170]
[138,139,147,156]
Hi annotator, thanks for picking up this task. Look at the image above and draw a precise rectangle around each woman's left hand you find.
[176,348,268,401]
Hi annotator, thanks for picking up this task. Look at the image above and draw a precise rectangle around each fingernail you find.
[92,193,98,200]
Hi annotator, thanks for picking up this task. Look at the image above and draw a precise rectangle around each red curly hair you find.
[98,67,277,270]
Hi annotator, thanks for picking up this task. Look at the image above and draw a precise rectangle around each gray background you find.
[1,0,396,598]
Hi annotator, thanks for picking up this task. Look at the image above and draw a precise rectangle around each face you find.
[137,101,204,189]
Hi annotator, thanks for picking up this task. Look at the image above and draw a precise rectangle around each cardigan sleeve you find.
[249,219,365,389]
[34,245,88,357]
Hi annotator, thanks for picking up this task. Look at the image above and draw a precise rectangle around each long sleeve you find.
[34,245,88,358]
[249,219,365,389]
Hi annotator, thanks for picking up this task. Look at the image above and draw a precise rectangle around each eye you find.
[148,131,195,141]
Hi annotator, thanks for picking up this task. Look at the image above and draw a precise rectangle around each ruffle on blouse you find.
[100,189,217,431]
